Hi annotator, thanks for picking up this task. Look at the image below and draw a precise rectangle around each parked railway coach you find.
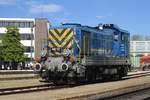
[36,23,131,84]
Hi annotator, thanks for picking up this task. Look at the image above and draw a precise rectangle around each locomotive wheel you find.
[114,66,127,80]
[112,67,124,81]
[112,74,122,81]
[53,79,66,85]
[121,66,128,77]
[86,67,96,82]
[102,75,112,81]
[67,71,76,85]
[53,81,62,85]
[67,77,76,85]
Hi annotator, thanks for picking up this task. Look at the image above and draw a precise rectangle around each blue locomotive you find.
[36,23,131,84]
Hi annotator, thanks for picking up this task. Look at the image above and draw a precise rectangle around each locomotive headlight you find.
[61,63,68,71]
[34,63,42,71]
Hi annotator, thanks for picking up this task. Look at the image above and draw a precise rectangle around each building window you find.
[136,46,145,52]
[136,42,145,46]
[20,34,34,40]
[25,46,34,52]
[147,45,150,51]
[0,21,34,28]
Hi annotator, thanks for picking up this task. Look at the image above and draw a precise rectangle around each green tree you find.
[131,34,144,41]
[2,26,25,69]
[0,41,3,65]
[144,35,150,41]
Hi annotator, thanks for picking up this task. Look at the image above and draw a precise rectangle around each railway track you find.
[0,70,38,80]
[102,87,150,100]
[0,84,68,95]
[124,71,150,79]
[0,71,150,96]
[69,83,150,100]
[0,75,39,81]
[0,70,34,74]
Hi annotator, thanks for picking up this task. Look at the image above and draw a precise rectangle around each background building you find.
[130,41,150,67]
[0,18,49,60]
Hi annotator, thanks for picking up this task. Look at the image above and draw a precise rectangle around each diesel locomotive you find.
[35,23,131,84]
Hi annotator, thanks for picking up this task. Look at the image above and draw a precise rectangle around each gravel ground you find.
[0,78,44,89]
[0,75,150,100]
[0,74,36,78]
[106,88,150,100]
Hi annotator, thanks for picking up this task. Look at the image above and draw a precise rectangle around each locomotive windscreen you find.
[48,28,74,55]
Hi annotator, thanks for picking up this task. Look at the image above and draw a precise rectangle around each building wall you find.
[130,41,150,67]
[35,18,49,58]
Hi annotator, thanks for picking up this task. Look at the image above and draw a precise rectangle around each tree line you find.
[131,34,150,41]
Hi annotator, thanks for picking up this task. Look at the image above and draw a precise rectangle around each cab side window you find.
[121,32,126,43]
[114,32,119,41]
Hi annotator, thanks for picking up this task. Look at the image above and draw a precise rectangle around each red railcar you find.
[140,56,150,71]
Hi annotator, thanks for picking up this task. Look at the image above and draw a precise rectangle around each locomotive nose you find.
[61,63,69,71]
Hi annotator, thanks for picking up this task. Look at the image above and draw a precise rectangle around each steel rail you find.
[0,84,69,95]
[123,71,150,79]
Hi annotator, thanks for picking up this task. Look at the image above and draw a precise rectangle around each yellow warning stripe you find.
[48,28,73,51]
[50,29,61,41]
[57,29,63,34]
[67,41,72,48]
[54,51,61,55]
[60,29,71,41]
[48,42,53,48]
[50,28,71,41]
[48,34,61,47]
[61,31,73,47]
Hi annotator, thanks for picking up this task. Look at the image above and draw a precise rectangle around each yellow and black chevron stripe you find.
[48,28,73,55]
